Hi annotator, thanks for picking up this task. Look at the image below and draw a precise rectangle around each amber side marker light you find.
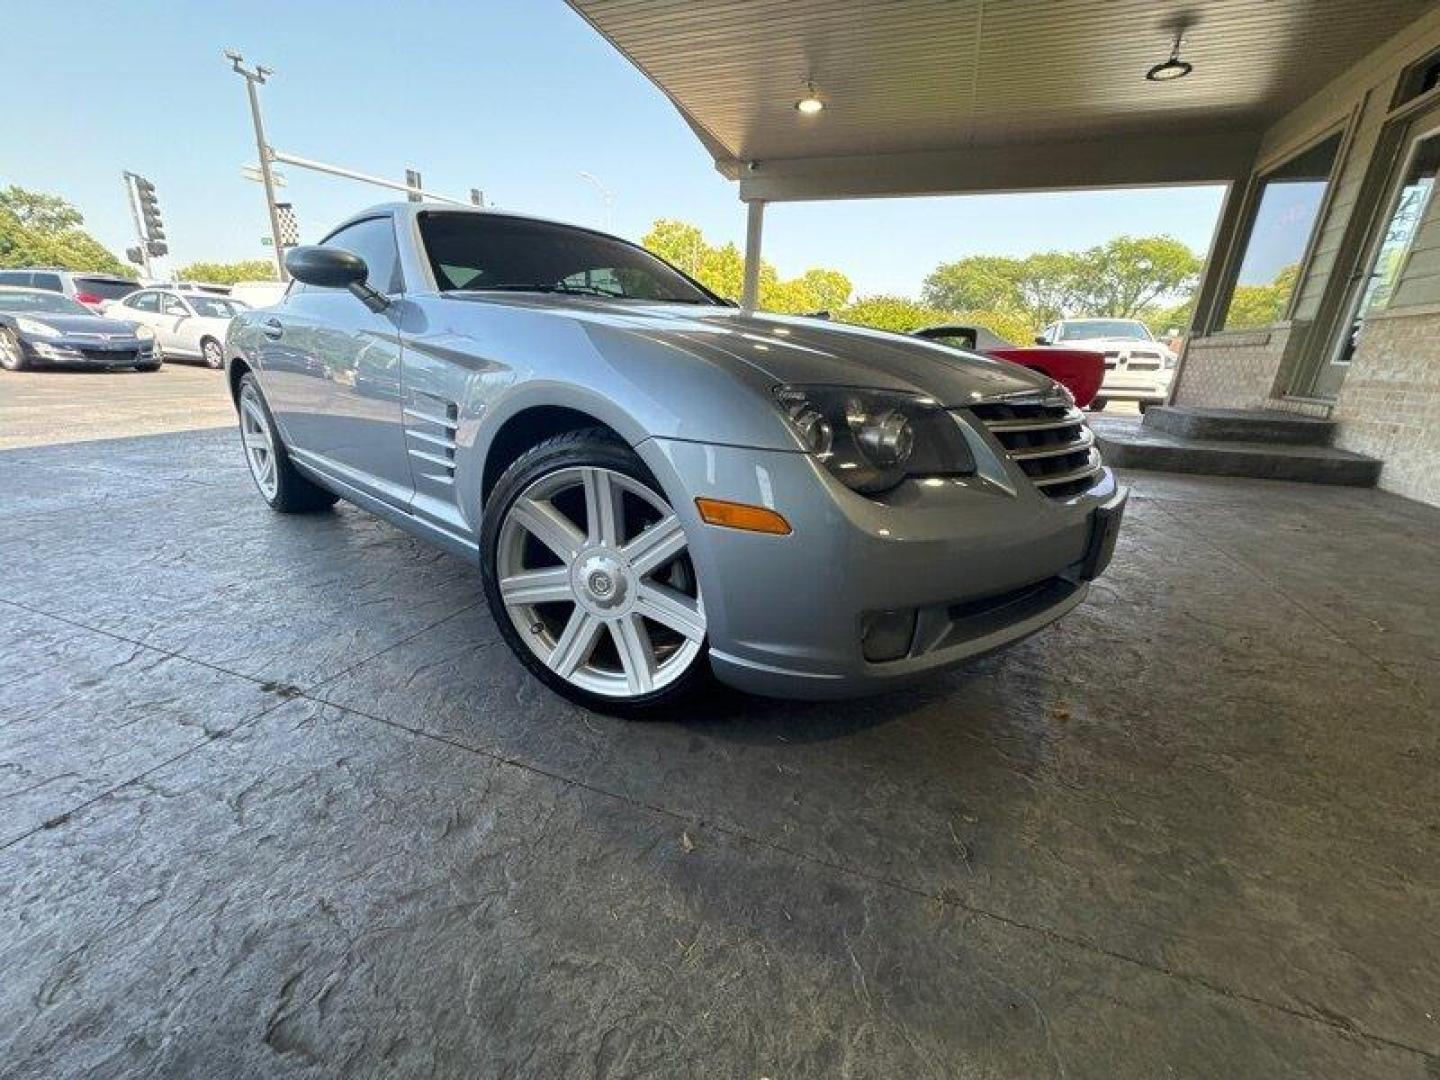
[695,497,792,535]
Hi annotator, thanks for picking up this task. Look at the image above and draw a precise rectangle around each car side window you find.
[161,294,189,316]
[935,330,977,350]
[324,217,403,294]
[0,271,28,287]
[31,273,62,292]
[130,292,160,312]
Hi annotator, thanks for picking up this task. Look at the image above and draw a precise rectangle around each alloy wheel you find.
[496,466,705,699]
[239,384,279,500]
[203,340,224,369]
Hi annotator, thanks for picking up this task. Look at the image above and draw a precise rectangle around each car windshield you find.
[0,289,94,317]
[419,212,718,304]
[1057,320,1153,341]
[189,297,246,318]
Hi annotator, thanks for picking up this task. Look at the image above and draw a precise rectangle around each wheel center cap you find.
[574,551,630,612]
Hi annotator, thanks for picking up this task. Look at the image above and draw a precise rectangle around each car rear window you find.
[74,277,138,301]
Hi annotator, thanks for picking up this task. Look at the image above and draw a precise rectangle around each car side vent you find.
[403,393,459,484]
[970,398,1101,500]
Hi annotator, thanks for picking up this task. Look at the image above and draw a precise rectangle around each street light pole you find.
[578,171,614,232]
[226,50,288,281]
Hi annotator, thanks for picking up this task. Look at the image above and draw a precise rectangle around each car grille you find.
[969,397,1102,500]
[79,348,138,364]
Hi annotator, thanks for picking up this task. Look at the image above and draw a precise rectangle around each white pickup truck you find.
[1036,318,1177,411]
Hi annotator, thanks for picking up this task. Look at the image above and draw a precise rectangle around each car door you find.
[157,292,197,356]
[259,215,412,508]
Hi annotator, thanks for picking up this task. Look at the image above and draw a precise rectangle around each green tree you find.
[835,295,955,333]
[921,255,1026,312]
[1070,235,1201,318]
[640,219,851,314]
[1012,252,1084,327]
[0,186,132,278]
[176,259,279,285]
[0,186,83,233]
[1223,263,1300,331]
[641,219,709,277]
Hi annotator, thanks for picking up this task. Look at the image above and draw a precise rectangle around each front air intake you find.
[970,398,1102,500]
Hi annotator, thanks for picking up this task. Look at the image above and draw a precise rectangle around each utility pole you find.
[225,50,288,281]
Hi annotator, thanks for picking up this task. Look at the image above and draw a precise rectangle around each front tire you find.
[0,329,29,371]
[201,337,224,370]
[480,429,711,714]
[236,373,338,513]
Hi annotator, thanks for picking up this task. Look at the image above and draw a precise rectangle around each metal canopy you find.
[569,0,1432,199]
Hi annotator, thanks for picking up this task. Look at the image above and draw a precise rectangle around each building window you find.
[1392,48,1440,110]
[1221,132,1342,331]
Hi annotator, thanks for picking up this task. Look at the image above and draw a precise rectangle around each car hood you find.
[443,294,1055,405]
[12,313,142,337]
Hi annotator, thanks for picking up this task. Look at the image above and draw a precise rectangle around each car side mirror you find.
[285,245,389,312]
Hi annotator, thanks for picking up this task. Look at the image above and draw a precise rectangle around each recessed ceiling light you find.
[796,80,824,114]
[1146,32,1193,81]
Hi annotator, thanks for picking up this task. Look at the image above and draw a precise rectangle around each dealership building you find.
[571,0,1440,505]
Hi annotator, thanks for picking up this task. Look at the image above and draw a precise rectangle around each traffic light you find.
[146,240,168,257]
[133,175,165,243]
[126,246,144,267]
[405,168,422,203]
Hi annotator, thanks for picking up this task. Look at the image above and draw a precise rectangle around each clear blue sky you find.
[1,0,1224,297]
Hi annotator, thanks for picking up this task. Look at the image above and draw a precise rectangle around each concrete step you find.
[1142,405,1336,445]
[1092,419,1382,487]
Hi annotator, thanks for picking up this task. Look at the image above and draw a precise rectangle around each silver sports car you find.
[226,204,1126,711]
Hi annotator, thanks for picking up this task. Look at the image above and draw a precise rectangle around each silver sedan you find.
[226,204,1125,712]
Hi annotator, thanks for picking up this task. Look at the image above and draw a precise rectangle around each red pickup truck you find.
[913,324,1105,408]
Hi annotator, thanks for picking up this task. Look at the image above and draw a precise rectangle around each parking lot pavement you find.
[1,427,1438,1076]
[0,365,233,450]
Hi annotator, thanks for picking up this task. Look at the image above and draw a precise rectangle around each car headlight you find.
[133,325,154,341]
[1163,350,1178,370]
[774,385,975,495]
[14,317,61,339]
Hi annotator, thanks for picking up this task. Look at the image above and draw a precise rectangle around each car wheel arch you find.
[479,405,628,509]
[227,356,252,405]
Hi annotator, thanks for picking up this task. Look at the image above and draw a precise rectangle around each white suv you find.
[1038,318,1177,411]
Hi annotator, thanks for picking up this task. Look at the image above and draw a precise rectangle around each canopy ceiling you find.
[568,0,1432,198]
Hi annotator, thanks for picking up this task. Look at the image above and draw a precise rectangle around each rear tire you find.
[1089,397,1108,412]
[0,329,29,371]
[237,373,339,513]
[480,428,712,716]
[201,337,224,370]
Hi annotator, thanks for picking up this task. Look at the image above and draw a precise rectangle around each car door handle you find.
[262,319,284,340]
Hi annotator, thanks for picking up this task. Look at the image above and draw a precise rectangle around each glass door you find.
[1318,118,1440,396]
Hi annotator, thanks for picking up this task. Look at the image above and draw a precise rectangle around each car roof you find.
[332,200,595,238]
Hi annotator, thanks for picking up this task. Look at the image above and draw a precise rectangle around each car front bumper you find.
[18,335,154,368]
[1098,370,1174,402]
[639,436,1126,699]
